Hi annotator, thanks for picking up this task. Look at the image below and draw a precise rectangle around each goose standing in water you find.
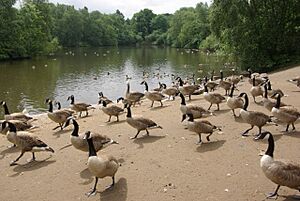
[271,93,300,132]
[1,121,54,166]
[67,95,92,117]
[140,81,165,107]
[238,93,272,136]
[255,131,300,199]
[64,118,118,152]
[0,101,33,122]
[84,131,119,196]
[125,104,162,139]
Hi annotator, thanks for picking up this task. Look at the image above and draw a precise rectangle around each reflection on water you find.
[0,47,235,117]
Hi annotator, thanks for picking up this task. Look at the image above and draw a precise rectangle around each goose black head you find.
[116,97,124,103]
[63,117,74,128]
[254,131,271,140]
[187,113,194,122]
[238,92,247,98]
[0,101,5,105]
[45,98,51,104]
[98,92,104,98]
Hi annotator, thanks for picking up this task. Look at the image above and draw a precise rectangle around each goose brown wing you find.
[268,161,300,188]
[135,117,157,127]
[17,133,48,149]
[279,106,300,116]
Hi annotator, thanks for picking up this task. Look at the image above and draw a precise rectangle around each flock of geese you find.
[1,68,300,198]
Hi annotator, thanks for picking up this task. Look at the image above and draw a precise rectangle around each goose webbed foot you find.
[130,131,140,139]
[196,140,202,145]
[9,161,18,166]
[266,192,278,199]
[86,189,97,197]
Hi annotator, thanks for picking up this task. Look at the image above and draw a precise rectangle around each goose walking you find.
[46,99,73,130]
[99,100,124,122]
[125,104,162,139]
[161,83,178,100]
[186,113,220,145]
[176,77,199,100]
[203,84,225,111]
[238,93,272,136]
[64,118,118,152]
[84,131,119,196]
[67,95,92,117]
[0,101,33,122]
[226,85,244,117]
[271,93,300,132]
[179,93,211,122]
[255,131,300,199]
[125,82,144,106]
[1,121,54,166]
[140,81,165,107]
[250,77,264,103]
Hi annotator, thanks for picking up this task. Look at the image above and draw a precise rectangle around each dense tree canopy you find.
[0,0,299,71]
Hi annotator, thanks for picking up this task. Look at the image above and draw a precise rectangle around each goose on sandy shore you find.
[255,131,300,199]
[271,93,300,132]
[125,82,144,106]
[250,77,264,103]
[186,113,220,145]
[46,99,73,130]
[238,93,272,136]
[179,93,212,122]
[0,101,33,122]
[84,131,119,196]
[1,121,54,166]
[161,83,178,100]
[176,77,199,100]
[140,81,165,107]
[219,70,232,96]
[98,92,113,105]
[67,95,92,117]
[203,84,225,111]
[63,118,118,152]
[99,100,124,122]
[125,104,162,139]
[226,85,244,117]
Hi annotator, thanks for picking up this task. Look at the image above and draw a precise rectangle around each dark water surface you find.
[0,46,235,117]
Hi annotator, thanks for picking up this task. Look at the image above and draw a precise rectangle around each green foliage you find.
[167,3,211,48]
[132,9,156,39]
[210,0,300,71]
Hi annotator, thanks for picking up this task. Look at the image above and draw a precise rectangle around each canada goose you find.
[267,80,284,98]
[54,101,74,115]
[250,77,264,103]
[98,92,113,105]
[186,113,220,144]
[219,70,232,95]
[99,100,124,122]
[0,101,32,122]
[140,81,165,107]
[262,84,287,112]
[179,93,211,122]
[125,104,162,139]
[161,83,178,100]
[63,118,118,152]
[227,69,241,85]
[1,121,54,166]
[271,93,300,132]
[176,77,199,100]
[67,95,91,117]
[255,131,300,199]
[125,82,144,106]
[203,84,225,111]
[226,85,244,117]
[248,69,267,86]
[153,82,163,92]
[84,132,119,196]
[238,93,272,136]
[0,120,36,134]
[46,99,72,130]
[205,77,218,91]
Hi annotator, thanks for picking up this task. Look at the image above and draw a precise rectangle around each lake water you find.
[0,46,235,117]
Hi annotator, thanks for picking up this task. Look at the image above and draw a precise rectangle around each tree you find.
[210,0,300,70]
[131,9,156,40]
